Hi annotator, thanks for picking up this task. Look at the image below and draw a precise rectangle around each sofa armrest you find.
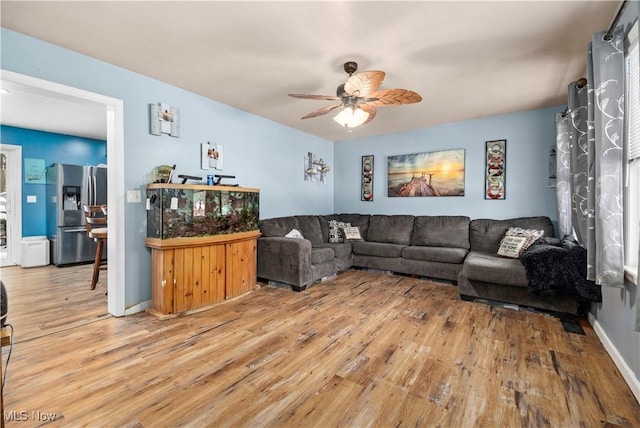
[257,237,313,287]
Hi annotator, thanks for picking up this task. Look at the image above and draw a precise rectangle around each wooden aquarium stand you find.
[146,230,260,319]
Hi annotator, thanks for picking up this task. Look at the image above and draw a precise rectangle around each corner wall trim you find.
[588,312,640,404]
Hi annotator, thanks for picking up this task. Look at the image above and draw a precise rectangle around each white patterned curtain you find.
[556,28,625,288]
[590,29,625,286]
[569,81,590,244]
[554,112,572,237]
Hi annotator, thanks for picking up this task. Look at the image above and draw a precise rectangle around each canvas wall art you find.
[485,139,506,199]
[387,149,465,197]
[361,155,374,201]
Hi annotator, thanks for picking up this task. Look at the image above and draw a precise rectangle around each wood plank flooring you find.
[0,264,108,343]
[1,267,639,427]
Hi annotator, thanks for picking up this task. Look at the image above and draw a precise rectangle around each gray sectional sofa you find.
[257,214,579,314]
[458,217,578,314]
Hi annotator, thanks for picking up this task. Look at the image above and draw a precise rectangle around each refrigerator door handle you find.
[87,173,91,205]
[88,172,95,205]
[92,175,97,205]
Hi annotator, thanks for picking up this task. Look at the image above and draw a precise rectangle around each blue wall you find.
[1,125,106,236]
[1,28,334,308]
[334,107,559,223]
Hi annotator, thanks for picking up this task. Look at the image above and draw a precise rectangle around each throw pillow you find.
[285,228,304,239]
[328,220,350,243]
[497,227,544,258]
[341,226,363,242]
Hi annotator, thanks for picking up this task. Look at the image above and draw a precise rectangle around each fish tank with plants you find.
[146,185,259,239]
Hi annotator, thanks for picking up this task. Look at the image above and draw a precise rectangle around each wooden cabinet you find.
[146,231,259,318]
[225,236,258,299]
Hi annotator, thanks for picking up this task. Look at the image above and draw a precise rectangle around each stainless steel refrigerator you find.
[46,163,107,266]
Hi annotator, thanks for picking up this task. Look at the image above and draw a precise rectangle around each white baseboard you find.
[588,312,640,404]
[124,300,151,316]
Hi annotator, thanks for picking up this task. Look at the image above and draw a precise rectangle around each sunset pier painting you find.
[388,149,465,197]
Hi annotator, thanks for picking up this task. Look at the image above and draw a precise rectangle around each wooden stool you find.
[81,204,108,290]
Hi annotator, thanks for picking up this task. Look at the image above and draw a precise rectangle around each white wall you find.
[334,107,559,222]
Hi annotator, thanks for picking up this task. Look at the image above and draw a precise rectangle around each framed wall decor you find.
[361,155,374,201]
[304,152,330,183]
[149,102,180,137]
[485,139,506,199]
[387,149,465,197]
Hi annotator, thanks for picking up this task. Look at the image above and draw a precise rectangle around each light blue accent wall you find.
[334,107,559,222]
[1,28,333,307]
[0,125,106,237]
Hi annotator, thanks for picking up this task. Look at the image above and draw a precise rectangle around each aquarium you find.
[147,184,259,239]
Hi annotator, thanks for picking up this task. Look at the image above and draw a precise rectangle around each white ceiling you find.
[0,79,107,140]
[0,1,621,143]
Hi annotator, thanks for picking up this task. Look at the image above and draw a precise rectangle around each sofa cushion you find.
[367,215,414,245]
[496,227,544,258]
[311,247,334,264]
[510,217,554,237]
[295,215,324,245]
[352,241,405,258]
[341,226,363,242]
[461,251,528,287]
[338,214,370,240]
[313,242,352,260]
[319,215,341,242]
[284,229,304,239]
[328,220,350,243]
[469,217,554,253]
[401,246,468,264]
[412,216,470,249]
[259,216,300,237]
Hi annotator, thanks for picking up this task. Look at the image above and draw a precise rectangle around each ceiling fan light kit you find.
[333,106,369,128]
[289,61,422,129]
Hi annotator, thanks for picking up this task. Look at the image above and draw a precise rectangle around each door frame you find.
[0,144,22,266]
[1,70,126,317]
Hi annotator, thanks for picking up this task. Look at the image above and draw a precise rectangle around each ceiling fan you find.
[289,61,422,128]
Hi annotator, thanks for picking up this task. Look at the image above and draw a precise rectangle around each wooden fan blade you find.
[344,71,385,97]
[301,103,343,119]
[366,89,422,106]
[360,104,377,124]
[289,94,341,101]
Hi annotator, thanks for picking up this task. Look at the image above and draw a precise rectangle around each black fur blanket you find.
[520,236,601,302]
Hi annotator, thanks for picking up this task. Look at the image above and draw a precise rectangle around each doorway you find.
[1,70,126,317]
[0,144,22,267]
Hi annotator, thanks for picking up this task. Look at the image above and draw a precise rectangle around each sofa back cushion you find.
[295,215,324,245]
[259,216,300,237]
[367,215,414,245]
[469,216,554,253]
[412,216,470,249]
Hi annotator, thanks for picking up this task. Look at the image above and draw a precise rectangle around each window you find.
[624,20,640,283]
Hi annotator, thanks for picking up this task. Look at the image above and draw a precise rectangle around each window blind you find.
[628,26,640,163]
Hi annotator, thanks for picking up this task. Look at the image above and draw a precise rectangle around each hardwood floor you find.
[0,264,108,343]
[1,267,639,427]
